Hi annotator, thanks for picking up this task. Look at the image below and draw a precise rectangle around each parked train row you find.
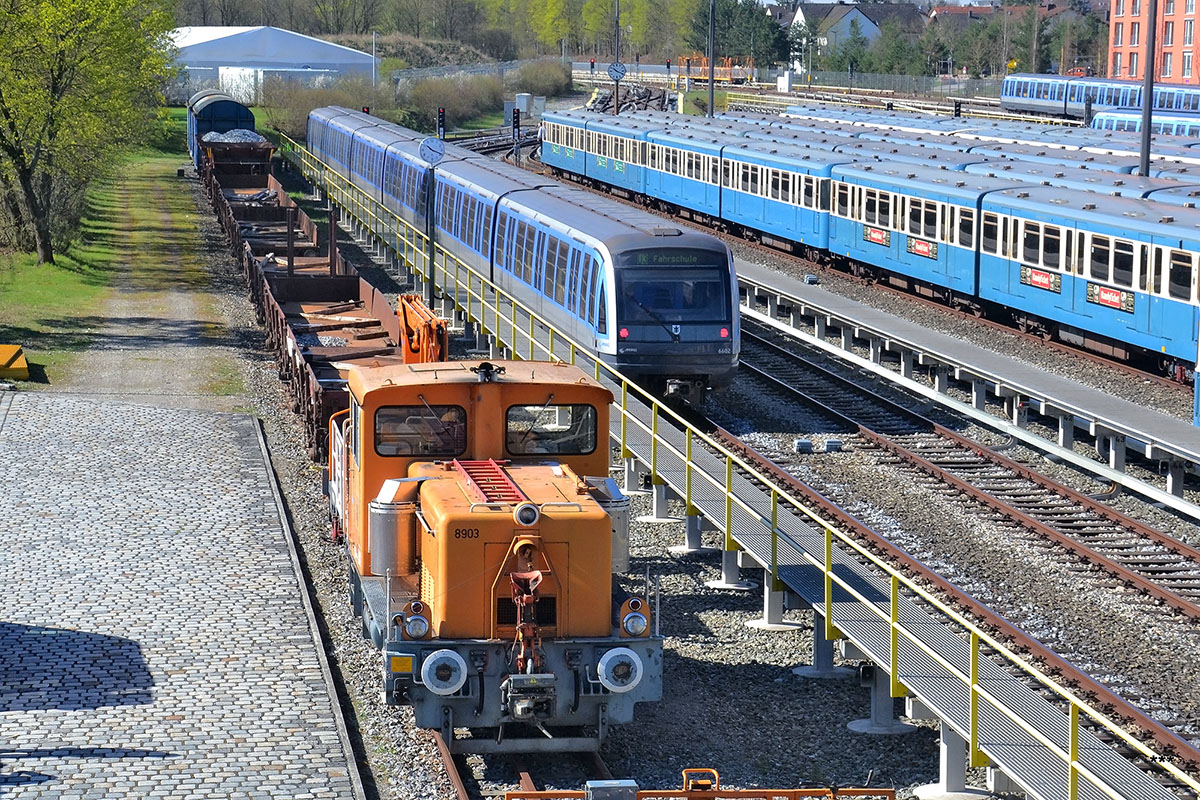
[306,106,739,402]
[1000,73,1200,119]
[539,108,1200,398]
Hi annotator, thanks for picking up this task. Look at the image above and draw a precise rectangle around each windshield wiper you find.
[623,291,680,343]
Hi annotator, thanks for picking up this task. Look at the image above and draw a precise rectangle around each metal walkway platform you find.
[0,393,362,799]
[735,258,1200,515]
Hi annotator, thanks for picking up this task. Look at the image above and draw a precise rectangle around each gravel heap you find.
[202,128,270,144]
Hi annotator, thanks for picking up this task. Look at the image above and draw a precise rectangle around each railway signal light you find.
[437,107,446,139]
[590,58,595,72]
[666,59,671,74]
[362,106,371,114]
[686,58,691,73]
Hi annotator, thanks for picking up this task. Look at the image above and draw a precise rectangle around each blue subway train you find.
[306,106,739,401]
[540,110,1200,421]
[1001,74,1200,119]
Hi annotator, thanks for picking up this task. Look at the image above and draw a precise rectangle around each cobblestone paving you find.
[0,393,355,799]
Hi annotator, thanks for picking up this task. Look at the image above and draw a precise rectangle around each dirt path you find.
[58,157,248,412]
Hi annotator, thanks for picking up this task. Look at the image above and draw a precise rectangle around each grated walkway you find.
[0,392,359,800]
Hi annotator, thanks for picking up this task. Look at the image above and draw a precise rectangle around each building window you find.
[1114,52,1123,76]
[1167,0,1175,12]
[1164,51,1174,76]
[1190,0,1196,14]
[1132,0,1140,14]
[1186,18,1194,44]
[1131,22,1140,45]
[1114,22,1124,44]
[1116,0,1124,14]
[1185,51,1193,76]
[1130,51,1139,77]
[1165,21,1175,45]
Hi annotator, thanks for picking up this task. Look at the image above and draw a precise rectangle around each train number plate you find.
[1086,283,1134,312]
[862,227,890,246]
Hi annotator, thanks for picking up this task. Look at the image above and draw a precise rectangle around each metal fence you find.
[389,58,542,85]
[786,70,1003,98]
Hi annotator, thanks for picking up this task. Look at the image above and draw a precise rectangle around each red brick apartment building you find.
[1109,0,1198,81]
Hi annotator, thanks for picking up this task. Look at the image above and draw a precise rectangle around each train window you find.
[865,190,878,225]
[568,250,583,313]
[532,230,548,289]
[648,144,658,169]
[554,239,570,304]
[1112,240,1134,287]
[1023,222,1040,264]
[820,180,831,211]
[770,170,782,200]
[958,209,974,248]
[710,157,720,185]
[722,159,731,185]
[588,258,601,323]
[1150,248,1162,292]
[375,405,467,457]
[836,183,849,216]
[465,197,477,247]
[350,398,360,466]
[982,214,998,254]
[1043,226,1061,269]
[1090,235,1111,281]
[1168,250,1192,299]
[505,404,598,456]
[925,203,939,239]
[802,176,815,208]
[597,279,607,333]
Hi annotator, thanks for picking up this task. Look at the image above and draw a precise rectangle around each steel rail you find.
[707,424,1200,777]
[742,327,1200,619]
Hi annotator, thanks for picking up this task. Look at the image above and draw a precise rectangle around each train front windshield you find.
[617,267,729,324]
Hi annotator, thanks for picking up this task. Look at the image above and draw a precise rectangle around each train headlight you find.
[404,615,429,639]
[513,502,540,527]
[420,649,469,695]
[597,647,643,693]
[618,327,629,339]
[720,327,729,338]
[622,612,648,637]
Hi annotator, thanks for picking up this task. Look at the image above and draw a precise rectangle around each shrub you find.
[403,74,504,132]
[509,60,573,98]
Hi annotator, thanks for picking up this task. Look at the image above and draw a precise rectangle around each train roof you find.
[963,161,1190,197]
[743,129,861,149]
[966,143,1137,171]
[854,131,980,152]
[985,185,1200,237]
[583,117,663,137]
[348,358,610,399]
[834,161,1022,198]
[721,142,857,171]
[833,140,990,169]
[1144,185,1200,207]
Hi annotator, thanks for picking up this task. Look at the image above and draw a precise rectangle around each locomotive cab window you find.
[506,404,598,455]
[374,405,466,457]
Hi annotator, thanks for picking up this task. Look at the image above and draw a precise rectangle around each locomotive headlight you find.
[513,502,540,527]
[420,649,469,695]
[618,327,629,339]
[597,647,643,693]
[622,612,648,637]
[720,327,730,339]
[404,615,429,639]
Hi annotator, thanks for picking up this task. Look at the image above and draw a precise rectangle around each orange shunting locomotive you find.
[327,359,661,753]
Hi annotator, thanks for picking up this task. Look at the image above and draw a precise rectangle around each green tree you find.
[788,21,820,72]
[0,0,174,264]
[686,0,788,67]
[533,0,570,49]
[827,18,869,73]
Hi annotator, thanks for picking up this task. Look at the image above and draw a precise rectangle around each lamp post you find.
[1139,0,1158,174]
[372,31,377,87]
[707,0,715,117]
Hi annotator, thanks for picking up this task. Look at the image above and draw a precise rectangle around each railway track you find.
[740,322,1200,620]
[434,732,613,800]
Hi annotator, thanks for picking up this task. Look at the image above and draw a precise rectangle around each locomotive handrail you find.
[278,132,1200,798]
